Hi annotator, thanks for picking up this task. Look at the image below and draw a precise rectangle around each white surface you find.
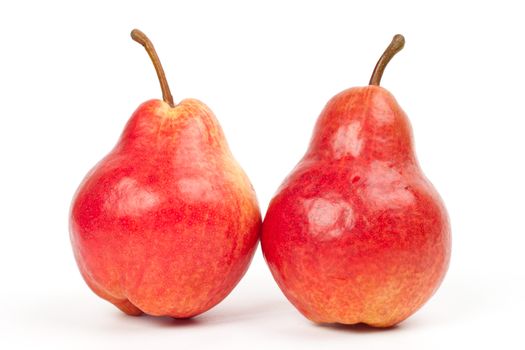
[1,1,524,349]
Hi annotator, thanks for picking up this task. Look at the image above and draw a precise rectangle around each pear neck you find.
[306,87,414,163]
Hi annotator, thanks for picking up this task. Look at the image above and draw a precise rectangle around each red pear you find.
[261,35,450,327]
[70,30,261,318]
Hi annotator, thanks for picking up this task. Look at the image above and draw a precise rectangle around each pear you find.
[261,35,450,327]
[70,29,261,318]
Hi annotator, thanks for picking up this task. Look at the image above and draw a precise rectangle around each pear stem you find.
[131,29,175,107]
[369,34,405,86]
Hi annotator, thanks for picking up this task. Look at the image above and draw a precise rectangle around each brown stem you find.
[369,34,405,86]
[131,29,175,107]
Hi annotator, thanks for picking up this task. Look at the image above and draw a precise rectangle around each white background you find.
[1,1,524,349]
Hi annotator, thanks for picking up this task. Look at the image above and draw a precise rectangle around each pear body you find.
[261,86,450,327]
[70,99,261,317]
